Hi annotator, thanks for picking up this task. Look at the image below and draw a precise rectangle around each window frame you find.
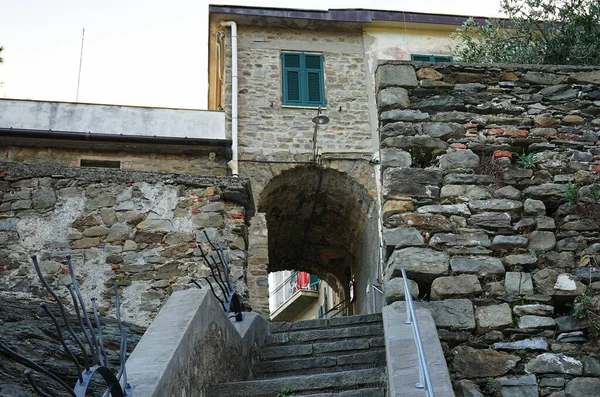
[281,51,326,108]
[411,54,453,63]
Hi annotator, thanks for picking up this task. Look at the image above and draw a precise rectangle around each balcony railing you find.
[270,271,319,314]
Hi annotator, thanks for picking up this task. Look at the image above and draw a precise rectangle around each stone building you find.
[207,5,481,316]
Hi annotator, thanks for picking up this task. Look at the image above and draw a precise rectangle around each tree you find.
[0,46,3,64]
[452,0,600,65]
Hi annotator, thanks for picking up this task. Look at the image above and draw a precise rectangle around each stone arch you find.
[246,162,379,317]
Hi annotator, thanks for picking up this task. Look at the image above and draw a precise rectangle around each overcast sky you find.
[0,1,502,109]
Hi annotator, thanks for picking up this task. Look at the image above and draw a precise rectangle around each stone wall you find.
[0,162,253,327]
[377,61,600,397]
[223,25,373,158]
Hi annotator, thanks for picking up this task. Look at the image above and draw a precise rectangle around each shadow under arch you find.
[258,164,376,307]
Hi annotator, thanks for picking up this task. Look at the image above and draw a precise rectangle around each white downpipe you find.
[221,21,239,177]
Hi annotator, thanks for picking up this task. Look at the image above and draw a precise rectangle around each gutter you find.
[0,127,232,147]
[220,20,239,177]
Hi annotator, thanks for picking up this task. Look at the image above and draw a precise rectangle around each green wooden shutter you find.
[282,53,302,105]
[282,52,325,107]
[309,274,320,288]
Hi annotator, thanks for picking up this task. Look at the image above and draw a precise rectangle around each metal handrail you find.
[372,284,383,313]
[400,267,434,397]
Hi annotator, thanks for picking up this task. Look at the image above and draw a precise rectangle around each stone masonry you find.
[378,61,600,397]
[0,162,253,327]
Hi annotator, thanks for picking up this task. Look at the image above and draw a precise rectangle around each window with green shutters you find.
[281,52,325,107]
[411,54,453,63]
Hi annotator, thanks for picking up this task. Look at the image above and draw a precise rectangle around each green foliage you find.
[0,46,3,64]
[485,377,502,395]
[566,182,579,205]
[514,152,537,169]
[452,0,600,65]
[481,191,492,200]
[591,185,600,201]
[277,388,295,397]
[573,290,600,338]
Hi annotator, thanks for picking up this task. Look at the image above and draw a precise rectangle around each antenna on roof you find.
[76,28,85,102]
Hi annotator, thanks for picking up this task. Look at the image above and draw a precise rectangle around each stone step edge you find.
[260,337,385,360]
[270,313,383,334]
[266,324,384,345]
[257,350,387,372]
[209,368,387,396]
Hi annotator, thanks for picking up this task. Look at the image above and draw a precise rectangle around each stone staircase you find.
[209,313,388,396]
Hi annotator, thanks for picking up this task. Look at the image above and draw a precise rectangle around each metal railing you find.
[372,284,383,313]
[401,267,434,397]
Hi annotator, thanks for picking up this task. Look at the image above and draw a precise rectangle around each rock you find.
[524,199,546,217]
[430,274,482,300]
[201,202,225,213]
[536,216,556,230]
[416,67,443,80]
[495,186,522,200]
[475,303,512,331]
[452,346,520,379]
[164,232,194,246]
[450,257,505,277]
[382,200,414,220]
[491,235,529,251]
[416,96,466,112]
[494,337,549,351]
[380,148,412,169]
[82,225,109,237]
[583,357,600,376]
[533,269,559,295]
[505,272,534,295]
[439,149,480,170]
[518,315,556,329]
[565,378,600,397]
[192,213,224,228]
[32,187,56,209]
[381,135,448,154]
[380,109,429,123]
[528,231,556,252]
[553,274,585,296]
[514,304,554,316]
[380,121,419,138]
[525,353,582,375]
[106,223,134,243]
[393,298,476,330]
[469,199,523,213]
[100,208,119,227]
[563,115,586,125]
[88,192,116,209]
[123,239,138,251]
[523,184,567,208]
[497,375,539,397]
[386,213,452,232]
[384,277,419,304]
[455,379,484,397]
[570,70,600,84]
[455,83,487,92]
[534,116,560,128]
[382,168,442,199]
[418,204,470,216]
[470,213,513,231]
[421,122,465,140]
[383,227,424,248]
[72,237,101,249]
[386,247,449,283]
[530,127,558,137]
[540,85,577,101]
[523,71,567,85]
[539,251,574,268]
[39,260,62,274]
[0,384,30,397]
[445,174,495,185]
[11,199,31,210]
[441,185,491,200]
[539,377,565,388]
[555,316,589,333]
[430,233,490,247]
[377,64,418,89]
[378,87,410,108]
[504,254,538,269]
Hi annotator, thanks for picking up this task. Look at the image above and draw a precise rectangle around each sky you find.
[0,0,503,109]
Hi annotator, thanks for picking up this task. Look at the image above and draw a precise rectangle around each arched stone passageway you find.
[247,164,380,318]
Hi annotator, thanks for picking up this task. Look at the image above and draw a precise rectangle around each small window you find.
[411,54,453,63]
[80,159,121,169]
[281,52,325,107]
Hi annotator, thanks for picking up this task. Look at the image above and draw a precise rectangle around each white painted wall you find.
[0,99,226,140]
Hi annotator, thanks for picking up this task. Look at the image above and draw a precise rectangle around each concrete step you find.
[260,337,385,360]
[270,313,383,333]
[299,388,386,397]
[256,350,387,378]
[208,368,387,397]
[266,323,383,345]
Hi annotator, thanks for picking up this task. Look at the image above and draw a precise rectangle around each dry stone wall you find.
[377,61,600,397]
[0,162,253,328]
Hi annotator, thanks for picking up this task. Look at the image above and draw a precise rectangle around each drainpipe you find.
[221,20,238,177]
